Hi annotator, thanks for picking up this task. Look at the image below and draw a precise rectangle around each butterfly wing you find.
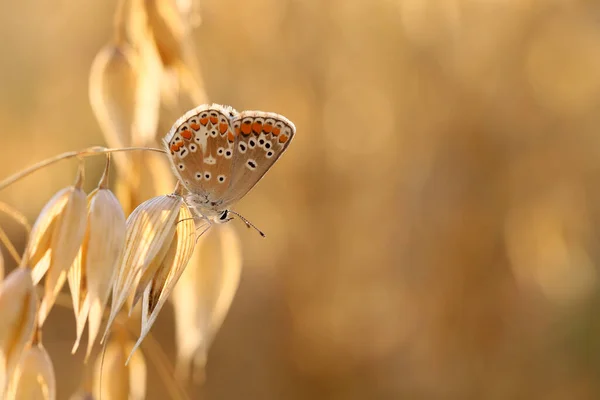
[217,110,296,209]
[164,104,239,204]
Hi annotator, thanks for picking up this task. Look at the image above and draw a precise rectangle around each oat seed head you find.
[84,188,127,360]
[0,268,38,397]
[128,200,196,362]
[89,43,138,173]
[103,193,184,343]
[31,167,88,325]
[6,341,56,400]
[172,224,242,382]
[93,330,146,400]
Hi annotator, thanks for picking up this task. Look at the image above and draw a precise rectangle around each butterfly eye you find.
[219,210,229,220]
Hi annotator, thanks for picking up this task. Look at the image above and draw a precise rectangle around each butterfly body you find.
[164,104,296,224]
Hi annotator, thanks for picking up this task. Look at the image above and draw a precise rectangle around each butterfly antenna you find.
[228,210,266,238]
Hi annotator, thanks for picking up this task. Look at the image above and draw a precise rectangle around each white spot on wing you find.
[246,159,257,170]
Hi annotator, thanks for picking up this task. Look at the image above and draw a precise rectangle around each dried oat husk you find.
[69,160,126,360]
[103,189,187,341]
[145,0,207,109]
[25,165,88,325]
[93,327,146,400]
[6,333,56,400]
[128,198,196,360]
[0,268,37,396]
[172,223,242,382]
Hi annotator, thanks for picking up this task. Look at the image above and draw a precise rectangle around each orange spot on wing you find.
[200,117,209,125]
[241,123,252,135]
[235,126,241,135]
[278,135,289,144]
[190,123,200,130]
[209,116,218,124]
[170,144,178,152]
[219,122,228,134]
[263,124,273,133]
[181,130,193,140]
[272,127,281,136]
[252,122,263,134]
[227,131,236,142]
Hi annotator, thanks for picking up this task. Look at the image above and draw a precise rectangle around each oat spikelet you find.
[0,268,37,396]
[89,42,138,172]
[128,199,196,361]
[145,0,207,108]
[6,339,56,400]
[172,224,242,381]
[25,165,88,325]
[69,160,127,359]
[102,192,184,341]
[93,328,146,400]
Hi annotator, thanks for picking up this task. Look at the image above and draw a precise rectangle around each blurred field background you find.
[2,0,600,399]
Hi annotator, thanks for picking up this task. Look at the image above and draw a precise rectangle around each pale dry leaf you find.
[128,202,196,361]
[6,342,56,400]
[172,224,242,381]
[0,268,37,396]
[103,194,183,342]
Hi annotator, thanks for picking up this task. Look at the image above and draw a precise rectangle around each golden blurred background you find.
[2,0,600,398]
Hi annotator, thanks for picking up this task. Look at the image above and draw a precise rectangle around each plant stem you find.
[0,146,165,192]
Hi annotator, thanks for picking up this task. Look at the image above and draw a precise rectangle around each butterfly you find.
[163,104,296,235]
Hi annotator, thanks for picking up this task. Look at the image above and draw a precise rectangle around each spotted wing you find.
[164,104,239,202]
[218,110,296,209]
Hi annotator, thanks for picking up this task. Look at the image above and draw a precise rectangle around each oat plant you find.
[0,0,243,398]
